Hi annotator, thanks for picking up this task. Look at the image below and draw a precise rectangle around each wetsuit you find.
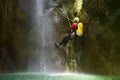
[59,22,78,47]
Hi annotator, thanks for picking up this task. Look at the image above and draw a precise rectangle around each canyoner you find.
[55,0,84,50]
[55,17,84,49]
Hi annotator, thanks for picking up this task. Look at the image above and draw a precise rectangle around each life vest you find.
[76,22,83,36]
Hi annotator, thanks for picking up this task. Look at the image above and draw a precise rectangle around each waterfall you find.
[18,0,63,72]
[74,0,83,14]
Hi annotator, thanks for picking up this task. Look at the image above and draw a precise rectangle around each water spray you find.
[74,0,83,16]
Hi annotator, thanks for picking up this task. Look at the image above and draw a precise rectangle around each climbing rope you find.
[50,1,72,25]
[51,5,70,20]
[60,0,71,26]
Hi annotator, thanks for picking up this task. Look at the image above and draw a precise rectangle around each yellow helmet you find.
[73,17,79,22]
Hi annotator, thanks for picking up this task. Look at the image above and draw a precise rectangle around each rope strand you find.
[61,0,71,26]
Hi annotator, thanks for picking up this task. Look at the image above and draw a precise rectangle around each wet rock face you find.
[0,0,28,72]
[80,0,120,75]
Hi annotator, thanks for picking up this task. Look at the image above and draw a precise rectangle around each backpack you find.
[76,22,83,36]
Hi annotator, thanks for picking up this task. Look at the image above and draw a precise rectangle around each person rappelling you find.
[55,17,84,49]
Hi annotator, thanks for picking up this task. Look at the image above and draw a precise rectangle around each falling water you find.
[19,0,63,72]
[74,0,83,14]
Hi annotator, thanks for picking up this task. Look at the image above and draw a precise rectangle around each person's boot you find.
[59,44,64,49]
[56,43,63,49]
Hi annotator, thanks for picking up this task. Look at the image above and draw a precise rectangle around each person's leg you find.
[59,34,71,47]
[59,32,76,47]
[70,32,76,38]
